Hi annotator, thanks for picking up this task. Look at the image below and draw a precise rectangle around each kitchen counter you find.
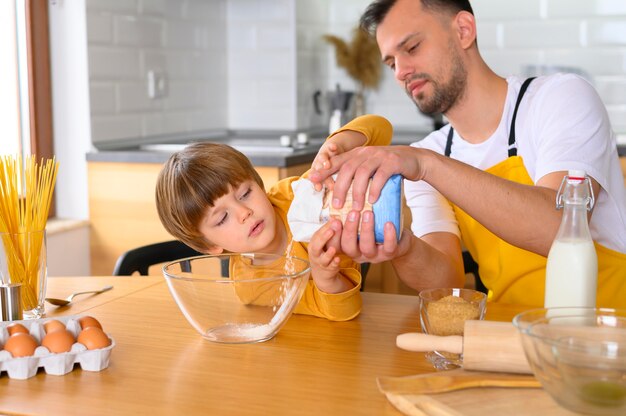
[86,130,626,166]
[86,146,320,168]
[85,132,429,167]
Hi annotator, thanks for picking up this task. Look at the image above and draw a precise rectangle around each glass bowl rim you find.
[162,252,311,284]
[512,306,626,353]
[418,287,487,302]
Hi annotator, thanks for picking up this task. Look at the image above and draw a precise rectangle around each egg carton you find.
[0,315,115,380]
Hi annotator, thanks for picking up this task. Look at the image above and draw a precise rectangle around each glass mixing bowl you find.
[513,307,626,415]
[419,287,487,370]
[163,253,310,344]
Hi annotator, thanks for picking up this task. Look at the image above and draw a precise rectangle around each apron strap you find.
[508,77,535,157]
[444,77,536,158]
[445,126,454,157]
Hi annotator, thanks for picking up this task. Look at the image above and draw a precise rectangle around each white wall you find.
[49,0,92,222]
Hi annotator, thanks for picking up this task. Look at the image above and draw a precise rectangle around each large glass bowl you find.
[513,308,626,415]
[163,253,310,344]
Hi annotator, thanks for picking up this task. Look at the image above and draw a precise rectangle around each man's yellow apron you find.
[445,78,626,308]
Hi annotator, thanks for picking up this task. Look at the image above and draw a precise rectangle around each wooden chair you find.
[113,240,203,276]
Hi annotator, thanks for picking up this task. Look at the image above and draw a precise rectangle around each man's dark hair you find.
[360,0,474,34]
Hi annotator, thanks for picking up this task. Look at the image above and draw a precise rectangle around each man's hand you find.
[310,129,369,192]
[309,145,423,211]
[335,209,412,264]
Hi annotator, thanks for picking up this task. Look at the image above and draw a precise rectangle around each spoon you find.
[377,368,540,395]
[45,285,114,306]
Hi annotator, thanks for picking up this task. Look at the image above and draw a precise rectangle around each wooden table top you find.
[0,276,530,415]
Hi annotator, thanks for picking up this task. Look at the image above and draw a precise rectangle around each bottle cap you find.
[567,169,586,180]
[0,283,23,321]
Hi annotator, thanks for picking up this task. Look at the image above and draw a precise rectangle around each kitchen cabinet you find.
[87,160,309,276]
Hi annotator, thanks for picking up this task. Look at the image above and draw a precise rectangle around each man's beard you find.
[406,46,467,115]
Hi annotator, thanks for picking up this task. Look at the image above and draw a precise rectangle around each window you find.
[0,0,53,162]
[0,1,23,156]
[0,0,54,215]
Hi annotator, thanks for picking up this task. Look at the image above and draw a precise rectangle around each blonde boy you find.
[155,141,364,320]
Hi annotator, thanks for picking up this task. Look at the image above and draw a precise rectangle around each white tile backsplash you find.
[588,20,626,45]
[87,0,228,145]
[87,0,137,14]
[114,15,163,47]
[143,112,188,136]
[89,84,116,114]
[86,12,112,44]
[86,0,626,146]
[473,0,542,19]
[91,115,142,142]
[475,22,500,48]
[138,0,168,16]
[258,26,295,49]
[503,21,582,48]
[88,47,141,79]
[117,82,162,112]
[547,0,626,18]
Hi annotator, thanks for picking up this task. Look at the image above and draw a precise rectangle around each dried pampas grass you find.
[323,27,382,91]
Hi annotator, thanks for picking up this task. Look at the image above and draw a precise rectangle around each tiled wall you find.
[227,0,297,131]
[475,0,626,134]
[296,0,330,133]
[86,0,228,148]
[85,0,626,146]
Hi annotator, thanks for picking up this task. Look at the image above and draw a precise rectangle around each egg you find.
[3,332,38,357]
[77,327,111,350]
[42,329,75,353]
[78,316,103,330]
[6,323,29,336]
[44,319,66,334]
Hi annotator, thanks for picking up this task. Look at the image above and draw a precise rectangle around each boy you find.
[154,114,392,321]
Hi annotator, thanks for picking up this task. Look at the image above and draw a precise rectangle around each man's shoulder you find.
[509,73,594,98]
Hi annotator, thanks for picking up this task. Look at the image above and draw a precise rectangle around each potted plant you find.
[323,26,383,116]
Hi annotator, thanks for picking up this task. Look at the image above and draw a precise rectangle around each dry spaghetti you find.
[0,155,59,311]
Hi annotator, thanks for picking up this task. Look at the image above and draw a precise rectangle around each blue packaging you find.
[372,174,403,243]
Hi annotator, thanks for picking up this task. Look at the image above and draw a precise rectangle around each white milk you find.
[544,239,597,308]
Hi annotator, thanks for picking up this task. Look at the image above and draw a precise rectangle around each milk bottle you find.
[544,170,597,308]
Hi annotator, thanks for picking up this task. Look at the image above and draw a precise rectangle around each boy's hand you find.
[311,142,341,192]
[307,219,353,294]
[311,130,368,192]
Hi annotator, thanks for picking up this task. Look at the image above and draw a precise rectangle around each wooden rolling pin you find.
[397,320,532,374]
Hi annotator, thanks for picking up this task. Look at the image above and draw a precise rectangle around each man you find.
[309,0,626,307]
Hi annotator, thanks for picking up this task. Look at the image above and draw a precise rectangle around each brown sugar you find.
[426,295,481,336]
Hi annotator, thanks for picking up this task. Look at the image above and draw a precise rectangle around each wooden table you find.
[0,276,529,415]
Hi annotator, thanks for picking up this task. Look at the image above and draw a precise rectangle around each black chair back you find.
[113,240,203,276]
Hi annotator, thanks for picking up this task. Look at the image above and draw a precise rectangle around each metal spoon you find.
[45,285,114,306]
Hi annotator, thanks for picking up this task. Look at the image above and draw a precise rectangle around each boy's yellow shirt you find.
[268,115,393,321]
